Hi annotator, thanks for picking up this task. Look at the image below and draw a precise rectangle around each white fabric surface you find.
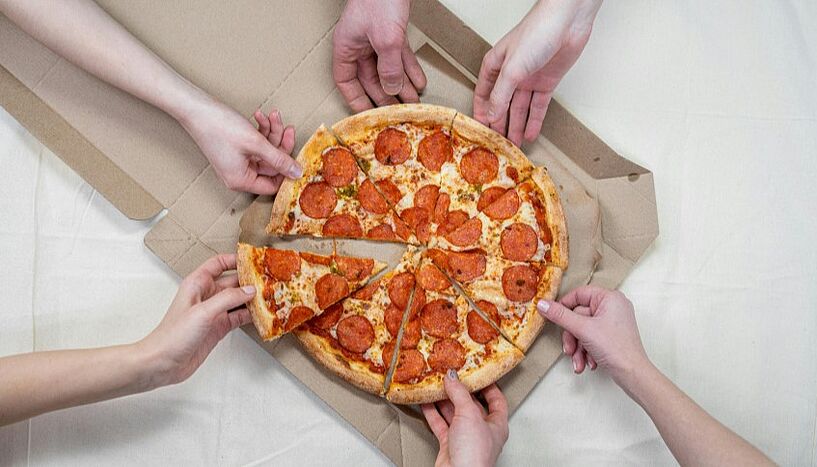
[1,1,816,465]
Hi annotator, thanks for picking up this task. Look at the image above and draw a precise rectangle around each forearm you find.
[620,359,772,466]
[0,344,156,426]
[0,0,205,123]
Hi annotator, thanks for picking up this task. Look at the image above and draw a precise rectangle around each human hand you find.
[137,254,254,388]
[422,371,509,467]
[178,96,301,194]
[474,0,602,146]
[537,286,649,385]
[333,0,427,112]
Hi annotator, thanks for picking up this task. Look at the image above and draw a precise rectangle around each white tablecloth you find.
[1,1,815,465]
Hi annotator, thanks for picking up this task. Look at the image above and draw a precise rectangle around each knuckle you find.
[375,23,406,50]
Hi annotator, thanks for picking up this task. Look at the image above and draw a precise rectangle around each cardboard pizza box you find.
[0,1,658,465]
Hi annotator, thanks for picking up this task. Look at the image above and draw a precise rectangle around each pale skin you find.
[0,0,302,195]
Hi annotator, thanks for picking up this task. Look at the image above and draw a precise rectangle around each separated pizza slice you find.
[237,243,386,341]
[267,125,417,244]
[430,167,568,268]
[292,246,422,396]
[331,104,459,244]
[385,253,523,404]
[425,248,561,352]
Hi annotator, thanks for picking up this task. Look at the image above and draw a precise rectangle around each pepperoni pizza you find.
[240,103,567,404]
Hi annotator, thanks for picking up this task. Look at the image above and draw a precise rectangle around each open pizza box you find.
[0,1,658,464]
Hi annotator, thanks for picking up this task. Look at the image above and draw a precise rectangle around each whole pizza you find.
[237,104,567,404]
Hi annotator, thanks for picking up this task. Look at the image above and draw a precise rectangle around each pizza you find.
[237,243,386,341]
[239,103,568,404]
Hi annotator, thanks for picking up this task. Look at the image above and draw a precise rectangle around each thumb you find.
[371,32,406,95]
[443,369,474,411]
[537,300,590,339]
[254,140,302,179]
[200,286,256,316]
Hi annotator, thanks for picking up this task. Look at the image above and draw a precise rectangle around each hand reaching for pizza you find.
[333,0,427,112]
[137,254,254,387]
[537,286,649,383]
[473,0,602,146]
[422,372,509,467]
[178,97,302,195]
[250,109,297,195]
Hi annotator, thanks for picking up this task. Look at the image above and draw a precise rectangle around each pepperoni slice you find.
[416,219,432,244]
[409,286,426,319]
[387,272,415,309]
[264,249,301,281]
[299,182,337,219]
[367,224,397,240]
[418,131,452,172]
[299,251,332,266]
[433,193,450,224]
[322,147,358,187]
[483,189,520,220]
[416,263,449,292]
[506,166,520,182]
[437,210,468,235]
[467,302,500,344]
[444,217,482,247]
[385,303,404,337]
[425,249,449,272]
[401,318,421,349]
[358,179,389,214]
[447,251,486,282]
[460,147,498,185]
[500,223,538,262]
[477,187,507,212]
[532,200,553,244]
[315,273,350,309]
[322,213,363,237]
[392,348,425,383]
[392,213,413,241]
[352,278,381,300]
[377,179,403,205]
[428,338,466,372]
[400,206,429,229]
[502,265,538,302]
[335,256,374,282]
[285,305,314,332]
[374,128,411,165]
[420,298,459,338]
[336,315,375,353]
[415,185,440,215]
[310,302,343,330]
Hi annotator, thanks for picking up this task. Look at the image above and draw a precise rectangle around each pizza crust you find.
[237,243,277,341]
[293,328,385,396]
[451,112,535,176]
[532,167,569,270]
[514,265,563,352]
[331,103,457,144]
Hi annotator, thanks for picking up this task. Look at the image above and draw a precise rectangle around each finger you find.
[421,404,448,442]
[194,254,237,280]
[397,72,420,103]
[537,300,590,340]
[560,285,611,311]
[254,110,271,138]
[473,47,504,126]
[507,89,532,146]
[482,384,508,419]
[254,140,303,179]
[523,91,552,142]
[268,110,284,147]
[358,56,400,107]
[225,307,252,330]
[200,286,256,317]
[215,274,239,292]
[443,370,479,416]
[573,343,587,374]
[587,353,598,371]
[281,126,296,154]
[562,329,578,356]
[437,400,455,425]
[333,44,374,112]
[402,44,427,92]
[370,34,406,95]
[490,109,508,137]
[246,174,285,195]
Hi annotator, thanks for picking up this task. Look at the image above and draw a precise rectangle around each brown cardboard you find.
[0,1,657,465]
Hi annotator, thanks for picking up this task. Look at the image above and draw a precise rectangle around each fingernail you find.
[242,285,256,295]
[446,369,458,380]
[562,343,567,354]
[573,359,579,373]
[537,300,550,314]
[383,78,403,95]
[288,164,303,178]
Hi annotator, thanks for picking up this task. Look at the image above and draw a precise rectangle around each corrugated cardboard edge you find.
[0,64,162,220]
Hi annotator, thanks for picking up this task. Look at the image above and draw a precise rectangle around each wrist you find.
[130,339,174,392]
[612,353,655,395]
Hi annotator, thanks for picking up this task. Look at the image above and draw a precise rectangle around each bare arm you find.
[540,288,773,466]
[0,0,301,193]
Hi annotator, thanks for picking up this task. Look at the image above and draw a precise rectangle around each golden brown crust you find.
[293,327,385,396]
[236,243,277,341]
[515,265,563,352]
[452,112,535,177]
[331,104,457,144]
[267,125,338,235]
[532,166,569,270]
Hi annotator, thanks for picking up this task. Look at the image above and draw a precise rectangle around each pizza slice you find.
[430,167,568,268]
[385,253,523,404]
[293,246,422,395]
[426,248,561,352]
[267,125,417,243]
[237,243,386,341]
[331,104,458,244]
